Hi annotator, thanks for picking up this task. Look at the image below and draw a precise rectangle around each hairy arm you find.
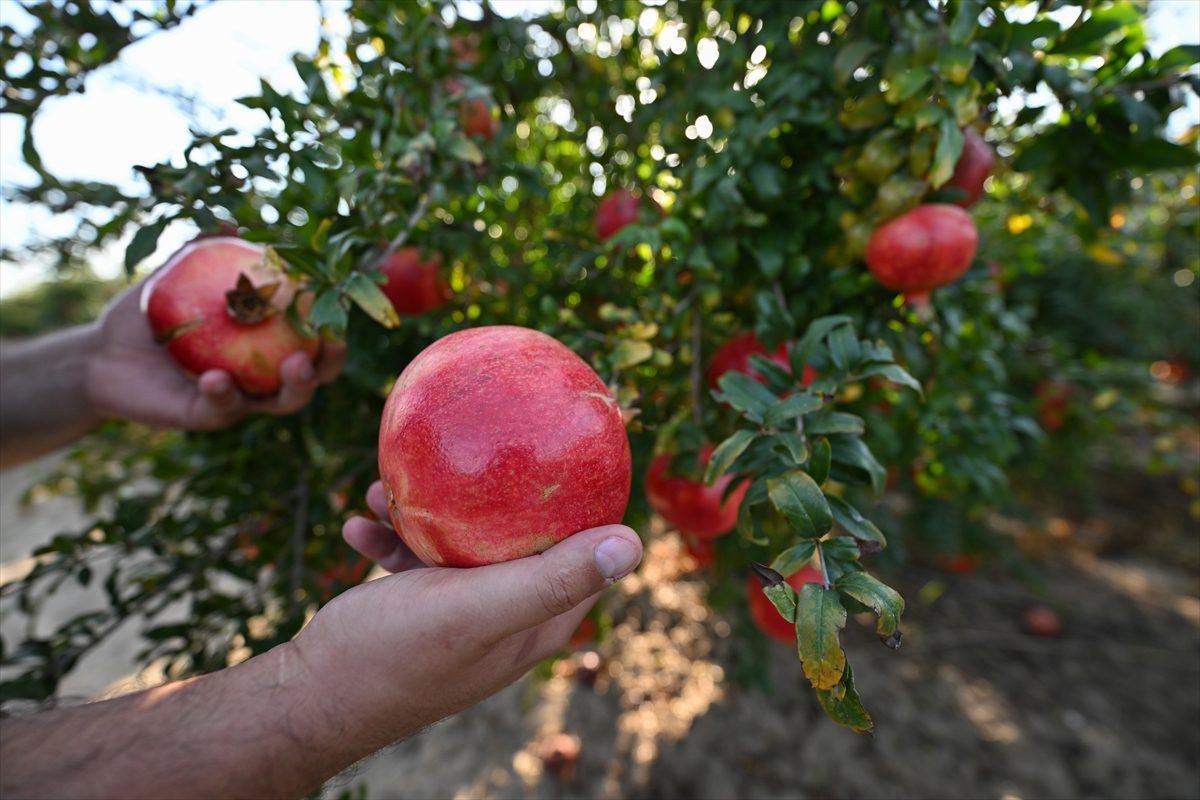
[0,643,353,800]
[0,323,103,468]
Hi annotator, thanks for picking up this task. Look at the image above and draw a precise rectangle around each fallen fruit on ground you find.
[748,565,825,643]
[379,325,632,567]
[645,444,748,539]
[142,237,320,395]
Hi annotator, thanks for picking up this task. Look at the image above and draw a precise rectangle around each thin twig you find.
[690,300,703,425]
[376,194,432,267]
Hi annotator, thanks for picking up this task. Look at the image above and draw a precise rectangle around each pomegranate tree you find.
[142,237,320,395]
[865,204,979,302]
[378,325,631,567]
[377,247,451,316]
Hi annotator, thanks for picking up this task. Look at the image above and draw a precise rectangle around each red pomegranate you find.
[446,79,497,141]
[708,332,816,390]
[935,553,979,575]
[568,617,597,648]
[378,326,631,567]
[378,247,451,316]
[682,535,717,568]
[316,554,372,600]
[142,237,320,395]
[595,189,642,242]
[1035,380,1073,432]
[1022,605,1063,638]
[865,204,978,302]
[645,444,748,539]
[748,565,824,643]
[944,127,995,208]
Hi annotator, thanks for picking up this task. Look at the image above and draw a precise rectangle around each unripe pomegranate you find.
[865,204,978,302]
[944,127,995,208]
[377,247,451,316]
[595,189,642,242]
[645,444,748,539]
[708,332,816,390]
[142,237,320,395]
[748,565,824,643]
[378,326,631,567]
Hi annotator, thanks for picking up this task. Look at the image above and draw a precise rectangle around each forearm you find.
[0,324,104,468]
[0,642,379,800]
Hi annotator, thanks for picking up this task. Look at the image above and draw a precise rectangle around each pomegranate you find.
[142,237,320,395]
[682,535,717,568]
[378,247,451,316]
[1022,605,1063,638]
[865,204,978,302]
[708,332,816,390]
[748,565,824,643]
[446,79,497,141]
[1035,380,1072,432]
[935,553,979,575]
[568,617,597,648]
[595,189,642,242]
[944,127,995,208]
[378,326,631,567]
[316,553,372,600]
[645,444,748,539]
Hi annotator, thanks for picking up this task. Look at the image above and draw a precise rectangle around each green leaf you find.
[764,393,824,427]
[1156,44,1200,72]
[795,583,847,690]
[704,430,757,486]
[815,661,874,733]
[124,217,170,276]
[930,116,964,189]
[805,411,865,436]
[307,288,349,336]
[771,540,817,577]
[344,272,400,328]
[810,437,832,485]
[836,570,905,637]
[612,339,654,370]
[833,40,878,86]
[827,495,886,545]
[948,0,981,45]
[1051,3,1140,55]
[767,470,833,539]
[714,372,779,424]
[775,432,810,464]
[857,363,923,396]
[446,135,484,165]
[830,436,886,494]
[884,65,933,105]
[792,315,852,373]
[827,325,861,371]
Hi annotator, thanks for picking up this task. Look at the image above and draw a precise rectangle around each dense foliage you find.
[2,0,1196,735]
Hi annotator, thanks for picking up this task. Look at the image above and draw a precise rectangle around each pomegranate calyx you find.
[225,273,280,324]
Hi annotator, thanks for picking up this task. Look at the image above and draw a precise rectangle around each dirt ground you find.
[3,455,1198,800]
[342,502,1200,800]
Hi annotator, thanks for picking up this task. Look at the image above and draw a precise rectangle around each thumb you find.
[463,525,642,640]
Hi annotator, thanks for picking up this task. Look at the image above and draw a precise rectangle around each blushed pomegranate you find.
[645,444,748,539]
[595,189,642,242]
[378,247,451,316]
[378,326,631,567]
[748,565,824,643]
[142,237,320,395]
[865,204,978,302]
[708,332,816,390]
[944,127,995,208]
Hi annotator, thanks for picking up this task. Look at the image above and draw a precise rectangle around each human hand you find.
[84,280,346,430]
[290,481,642,746]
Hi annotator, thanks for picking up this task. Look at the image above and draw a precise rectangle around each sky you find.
[0,0,1196,298]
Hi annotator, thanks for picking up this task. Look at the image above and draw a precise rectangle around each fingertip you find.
[366,481,389,519]
[281,351,316,385]
[315,341,348,384]
[198,370,235,397]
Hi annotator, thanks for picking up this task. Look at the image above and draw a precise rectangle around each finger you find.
[314,341,348,385]
[193,370,245,426]
[366,481,390,520]
[267,351,319,413]
[459,525,642,642]
[343,516,425,574]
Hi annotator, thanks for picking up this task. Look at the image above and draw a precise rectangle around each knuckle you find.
[535,565,580,618]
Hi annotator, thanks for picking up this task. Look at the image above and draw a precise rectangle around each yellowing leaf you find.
[612,339,653,370]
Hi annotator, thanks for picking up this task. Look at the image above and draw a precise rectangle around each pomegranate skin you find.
[378,247,451,316]
[595,189,641,242]
[865,204,978,296]
[378,326,632,567]
[708,332,816,390]
[944,127,995,208]
[645,445,748,539]
[142,237,320,396]
[748,566,824,643]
